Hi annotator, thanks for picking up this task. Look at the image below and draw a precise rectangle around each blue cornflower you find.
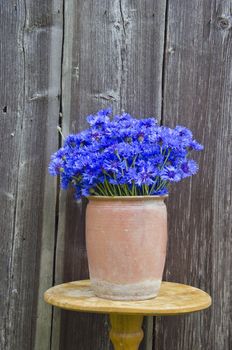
[64,134,78,147]
[86,109,111,126]
[48,158,64,175]
[102,159,121,174]
[180,160,199,178]
[49,109,203,198]
[139,118,158,128]
[160,166,182,182]
[60,173,71,189]
[189,140,204,151]
[81,188,91,197]
[82,171,98,185]
[113,112,133,122]
[174,125,193,139]
[135,164,158,186]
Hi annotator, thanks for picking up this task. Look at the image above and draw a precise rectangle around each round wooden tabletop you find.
[44,280,211,316]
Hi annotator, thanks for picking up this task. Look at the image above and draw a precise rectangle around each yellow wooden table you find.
[44,280,211,350]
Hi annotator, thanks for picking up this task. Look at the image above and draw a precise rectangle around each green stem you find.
[141,185,145,195]
[145,185,149,195]
[132,182,135,195]
[132,155,138,167]
[113,174,122,196]
[162,149,171,168]
[155,180,168,192]
[115,151,122,161]
[123,184,130,196]
[104,179,114,196]
[149,178,159,195]
[96,184,106,196]
[90,188,99,195]
[134,184,138,196]
[124,158,129,171]
[72,175,81,182]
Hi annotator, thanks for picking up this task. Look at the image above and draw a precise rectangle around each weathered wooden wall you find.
[0,0,231,349]
[0,1,63,349]
[155,1,232,349]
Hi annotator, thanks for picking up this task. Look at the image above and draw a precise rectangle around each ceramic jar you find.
[86,196,167,301]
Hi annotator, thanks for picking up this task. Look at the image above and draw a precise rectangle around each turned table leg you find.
[109,314,144,350]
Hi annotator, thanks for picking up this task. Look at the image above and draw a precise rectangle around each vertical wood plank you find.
[34,1,64,349]
[0,2,25,348]
[155,0,232,349]
[1,0,231,349]
[0,1,63,349]
[53,1,167,349]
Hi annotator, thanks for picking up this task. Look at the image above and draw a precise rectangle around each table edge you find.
[44,280,212,316]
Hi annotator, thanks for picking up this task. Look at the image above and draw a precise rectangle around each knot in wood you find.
[216,16,232,30]
[168,47,175,54]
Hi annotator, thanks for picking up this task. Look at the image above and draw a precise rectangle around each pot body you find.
[86,196,167,300]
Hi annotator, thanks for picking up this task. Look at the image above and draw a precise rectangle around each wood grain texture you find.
[34,2,64,350]
[0,1,63,349]
[1,0,231,349]
[53,1,167,349]
[44,280,211,315]
[45,280,211,350]
[154,0,232,349]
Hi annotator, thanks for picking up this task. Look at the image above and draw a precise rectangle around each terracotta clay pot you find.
[86,196,167,301]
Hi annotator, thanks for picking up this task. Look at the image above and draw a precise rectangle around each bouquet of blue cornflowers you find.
[49,109,203,199]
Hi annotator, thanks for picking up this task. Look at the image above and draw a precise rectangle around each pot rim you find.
[87,195,168,201]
